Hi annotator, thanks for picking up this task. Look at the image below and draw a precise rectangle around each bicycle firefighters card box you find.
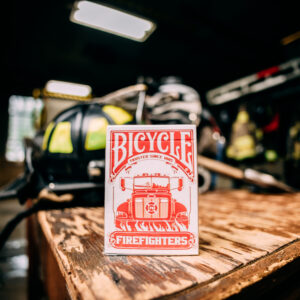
[104,125,198,255]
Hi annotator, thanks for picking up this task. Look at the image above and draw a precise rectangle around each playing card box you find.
[104,125,198,255]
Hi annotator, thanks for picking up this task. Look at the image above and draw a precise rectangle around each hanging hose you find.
[0,195,74,251]
[0,184,105,251]
[0,202,41,250]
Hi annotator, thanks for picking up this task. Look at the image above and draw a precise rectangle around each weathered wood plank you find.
[38,190,300,300]
[166,240,300,300]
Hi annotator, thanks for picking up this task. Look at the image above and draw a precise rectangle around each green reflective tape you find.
[85,117,108,151]
[49,122,73,153]
[103,105,133,125]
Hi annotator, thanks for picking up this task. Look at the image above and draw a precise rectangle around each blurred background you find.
[1,0,300,298]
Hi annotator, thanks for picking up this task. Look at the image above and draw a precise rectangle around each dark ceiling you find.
[3,0,299,100]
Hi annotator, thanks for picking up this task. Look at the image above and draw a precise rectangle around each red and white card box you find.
[104,125,198,255]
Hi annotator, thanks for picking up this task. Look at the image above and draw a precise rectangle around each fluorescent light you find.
[70,1,156,42]
[44,80,92,99]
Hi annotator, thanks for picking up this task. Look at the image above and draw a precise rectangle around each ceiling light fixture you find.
[70,1,156,42]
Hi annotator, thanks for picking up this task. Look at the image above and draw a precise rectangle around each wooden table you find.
[28,190,300,300]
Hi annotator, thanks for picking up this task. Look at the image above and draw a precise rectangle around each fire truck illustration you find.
[115,173,189,231]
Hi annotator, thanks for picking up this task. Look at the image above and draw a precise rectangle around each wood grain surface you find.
[37,190,300,300]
